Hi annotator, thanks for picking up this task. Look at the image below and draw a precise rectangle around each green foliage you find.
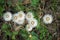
[12,31,18,40]
[2,23,12,36]
[2,23,9,30]
[27,36,39,40]
[5,30,12,36]
[17,5,25,11]
[12,34,16,40]
[30,0,39,7]
[31,32,38,37]
[0,6,4,16]
[50,0,58,11]
[0,0,5,5]
[19,29,29,39]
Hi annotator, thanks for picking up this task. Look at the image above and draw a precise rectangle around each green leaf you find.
[12,31,18,35]
[31,36,38,40]
[48,35,52,40]
[0,6,4,16]
[19,29,28,39]
[31,0,39,7]
[2,23,8,30]
[0,0,5,4]
[31,32,38,37]
[5,30,12,36]
[12,35,16,40]
[36,19,40,30]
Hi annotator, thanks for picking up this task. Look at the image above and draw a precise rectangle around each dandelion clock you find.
[18,11,25,20]
[43,14,53,24]
[28,18,38,28]
[16,19,24,25]
[12,13,19,23]
[26,24,33,32]
[26,12,34,21]
[3,12,12,21]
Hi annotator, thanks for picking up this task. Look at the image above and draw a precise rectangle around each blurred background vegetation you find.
[0,0,60,40]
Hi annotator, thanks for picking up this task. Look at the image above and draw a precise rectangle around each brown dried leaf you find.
[14,26,23,31]
[22,0,30,5]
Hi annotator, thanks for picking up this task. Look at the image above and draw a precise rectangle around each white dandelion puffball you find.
[16,19,24,25]
[28,18,38,28]
[43,14,53,24]
[26,24,33,32]
[3,12,12,21]
[26,12,34,21]
[12,13,24,25]
[18,11,25,20]
[12,13,19,23]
